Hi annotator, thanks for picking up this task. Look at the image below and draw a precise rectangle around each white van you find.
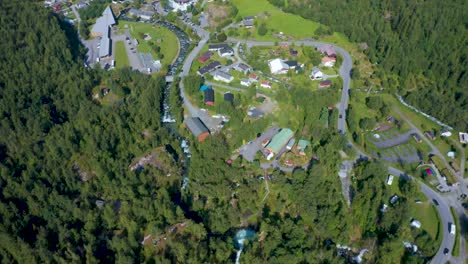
[449,223,456,235]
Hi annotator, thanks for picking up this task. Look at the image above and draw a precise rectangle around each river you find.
[156,21,192,190]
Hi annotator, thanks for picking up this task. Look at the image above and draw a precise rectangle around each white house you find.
[213,71,234,83]
[260,80,272,89]
[322,56,336,67]
[268,58,289,74]
[168,0,194,12]
[310,67,324,80]
[240,78,251,87]
[218,47,234,57]
[410,220,421,229]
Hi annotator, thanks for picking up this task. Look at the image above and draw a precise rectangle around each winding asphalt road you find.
[227,38,352,134]
[388,167,455,264]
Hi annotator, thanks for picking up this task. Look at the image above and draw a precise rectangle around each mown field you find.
[114,41,130,68]
[118,21,179,66]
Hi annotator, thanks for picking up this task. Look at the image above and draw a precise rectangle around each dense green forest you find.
[269,0,467,130]
[0,1,436,262]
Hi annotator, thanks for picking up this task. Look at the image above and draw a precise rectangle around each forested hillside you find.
[269,0,467,130]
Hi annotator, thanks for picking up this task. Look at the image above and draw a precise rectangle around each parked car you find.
[443,248,449,255]
[432,199,439,206]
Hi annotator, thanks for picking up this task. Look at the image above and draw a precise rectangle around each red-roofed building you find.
[249,74,259,82]
[197,51,213,63]
[319,45,336,57]
[260,80,272,89]
[319,80,332,88]
[322,56,336,67]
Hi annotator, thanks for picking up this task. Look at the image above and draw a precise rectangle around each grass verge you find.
[114,41,129,68]
[450,207,460,257]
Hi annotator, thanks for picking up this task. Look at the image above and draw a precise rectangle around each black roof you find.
[224,92,234,103]
[208,43,229,50]
[284,60,298,67]
[197,61,221,75]
[204,88,214,103]
[186,117,209,136]
[219,46,234,54]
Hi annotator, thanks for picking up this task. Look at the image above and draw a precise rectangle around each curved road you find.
[175,24,455,263]
[227,38,351,134]
[388,167,455,264]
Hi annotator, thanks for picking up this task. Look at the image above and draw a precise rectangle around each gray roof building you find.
[128,8,155,20]
[208,43,229,51]
[284,60,298,69]
[243,20,254,27]
[186,117,210,142]
[197,61,222,75]
[91,6,116,37]
[99,36,111,58]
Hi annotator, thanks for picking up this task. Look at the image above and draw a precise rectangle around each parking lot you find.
[238,126,280,161]
[368,129,416,149]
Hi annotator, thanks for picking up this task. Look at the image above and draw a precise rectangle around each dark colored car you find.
[432,199,439,206]
[443,248,449,255]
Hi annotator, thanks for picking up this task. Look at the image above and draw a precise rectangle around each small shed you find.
[204,88,214,106]
[297,139,311,155]
[224,92,234,104]
[319,80,332,88]
[286,138,296,150]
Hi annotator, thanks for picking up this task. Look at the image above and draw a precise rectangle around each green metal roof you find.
[297,139,311,152]
[266,128,294,153]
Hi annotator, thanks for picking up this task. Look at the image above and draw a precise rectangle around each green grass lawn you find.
[450,207,460,257]
[114,41,130,68]
[118,21,179,66]
[232,0,320,40]
[411,201,441,241]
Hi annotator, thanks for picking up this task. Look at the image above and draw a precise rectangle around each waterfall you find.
[233,229,254,264]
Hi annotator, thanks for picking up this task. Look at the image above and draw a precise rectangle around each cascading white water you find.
[235,238,246,264]
[233,229,254,264]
